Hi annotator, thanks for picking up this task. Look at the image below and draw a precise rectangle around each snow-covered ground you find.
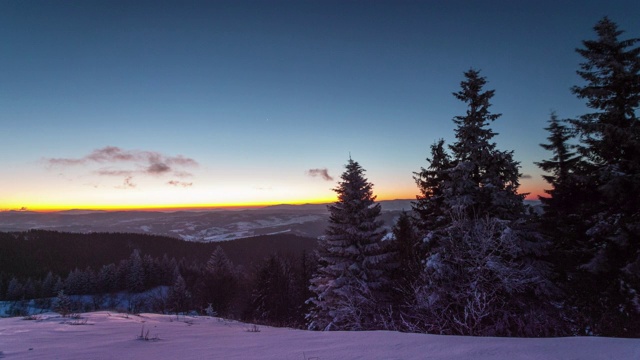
[1,312,638,359]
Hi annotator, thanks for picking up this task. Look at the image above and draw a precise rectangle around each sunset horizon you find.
[2,0,639,351]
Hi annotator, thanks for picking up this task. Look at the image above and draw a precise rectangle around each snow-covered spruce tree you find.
[307,158,393,331]
[127,249,145,293]
[41,271,56,298]
[411,70,557,336]
[5,277,24,301]
[447,69,525,219]
[203,246,238,317]
[55,289,72,317]
[167,267,191,314]
[565,17,640,336]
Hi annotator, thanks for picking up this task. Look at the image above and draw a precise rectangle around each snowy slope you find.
[1,312,638,360]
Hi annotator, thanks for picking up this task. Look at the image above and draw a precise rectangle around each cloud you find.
[306,168,334,181]
[116,176,136,189]
[95,169,135,177]
[87,146,136,162]
[146,162,171,175]
[172,171,194,178]
[46,146,198,187]
[167,180,193,188]
[520,174,532,179]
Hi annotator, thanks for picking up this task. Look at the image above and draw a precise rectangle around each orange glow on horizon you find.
[2,189,545,213]
[1,197,340,213]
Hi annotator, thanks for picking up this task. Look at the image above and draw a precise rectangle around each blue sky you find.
[1,0,639,210]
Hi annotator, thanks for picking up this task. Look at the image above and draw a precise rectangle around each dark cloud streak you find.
[306,168,334,181]
[46,146,198,188]
[115,176,136,189]
[167,180,193,188]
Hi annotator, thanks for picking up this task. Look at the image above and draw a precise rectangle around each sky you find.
[1,0,639,211]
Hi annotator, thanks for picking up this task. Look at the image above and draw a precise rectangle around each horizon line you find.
[0,197,542,213]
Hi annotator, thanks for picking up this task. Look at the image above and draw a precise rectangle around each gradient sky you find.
[1,0,639,211]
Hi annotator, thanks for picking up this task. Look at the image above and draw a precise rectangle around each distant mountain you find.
[0,200,414,242]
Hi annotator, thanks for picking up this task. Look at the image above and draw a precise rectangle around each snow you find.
[1,312,638,359]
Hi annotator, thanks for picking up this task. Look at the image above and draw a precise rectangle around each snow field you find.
[0,312,638,359]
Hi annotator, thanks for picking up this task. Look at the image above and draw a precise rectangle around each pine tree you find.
[413,139,451,231]
[42,271,56,298]
[391,212,421,285]
[251,254,294,325]
[565,17,640,336]
[64,268,85,295]
[127,250,145,293]
[6,277,24,301]
[167,268,191,314]
[535,112,582,218]
[98,263,118,293]
[448,69,525,219]
[572,17,640,172]
[410,70,555,336]
[308,158,392,330]
[55,290,72,317]
[203,246,238,317]
[535,112,588,319]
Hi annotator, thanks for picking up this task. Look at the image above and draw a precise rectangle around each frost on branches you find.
[410,215,557,336]
[411,70,557,336]
[307,158,393,331]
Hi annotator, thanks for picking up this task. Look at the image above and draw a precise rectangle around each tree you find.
[127,250,146,293]
[55,290,72,317]
[203,246,238,317]
[448,69,525,219]
[251,254,295,325]
[167,268,191,314]
[41,271,57,298]
[413,139,451,231]
[535,112,582,217]
[308,158,393,330]
[410,70,556,336]
[6,277,24,301]
[97,263,118,293]
[572,17,640,172]
[564,17,640,336]
[388,211,421,301]
[414,69,525,233]
[391,212,421,284]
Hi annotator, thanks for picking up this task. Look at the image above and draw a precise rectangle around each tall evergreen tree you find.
[203,246,238,317]
[413,139,451,231]
[448,69,525,219]
[167,268,191,314]
[308,158,392,330]
[565,17,640,336]
[572,17,640,172]
[391,211,422,288]
[126,250,145,293]
[411,70,555,336]
[251,254,295,326]
[535,112,581,218]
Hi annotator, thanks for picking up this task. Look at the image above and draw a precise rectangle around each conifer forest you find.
[1,17,639,338]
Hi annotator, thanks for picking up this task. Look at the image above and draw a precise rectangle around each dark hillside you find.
[0,230,318,279]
